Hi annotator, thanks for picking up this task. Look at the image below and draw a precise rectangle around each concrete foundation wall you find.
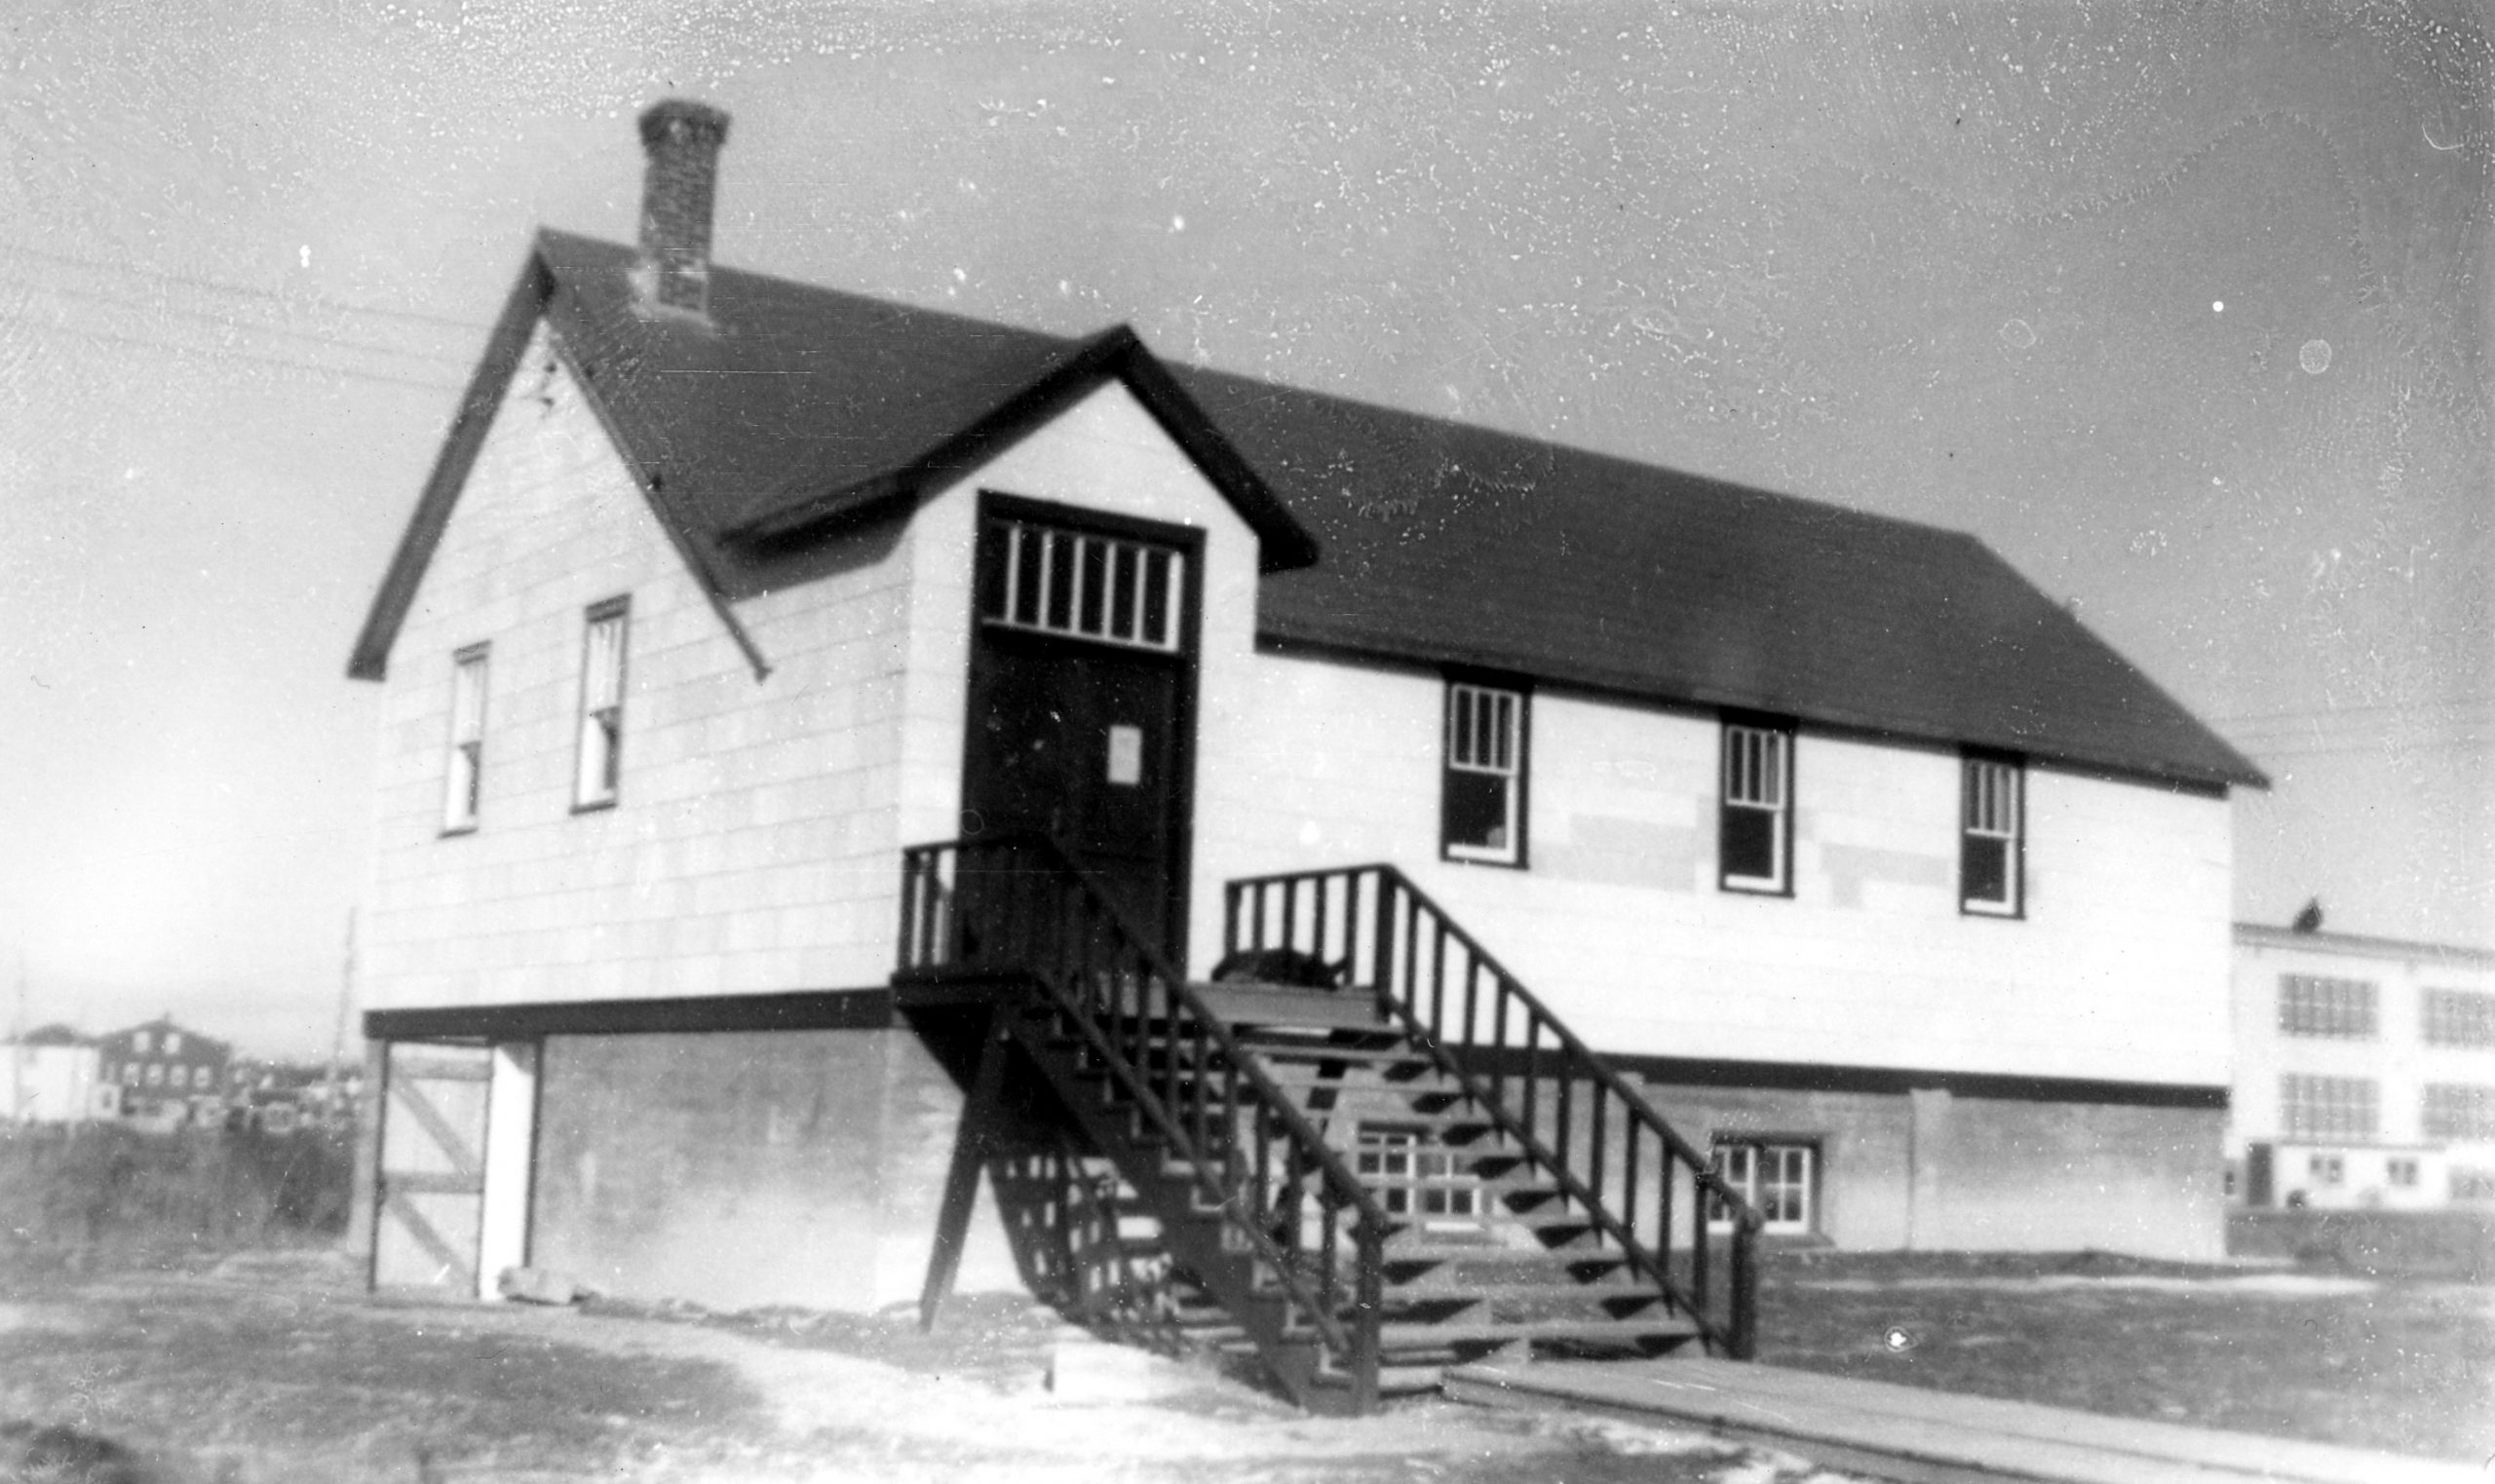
[1642,1080,2224,1260]
[528,1029,1021,1313]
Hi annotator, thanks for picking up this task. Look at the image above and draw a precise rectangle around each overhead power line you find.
[0,239,494,335]
[0,308,464,396]
[16,280,477,370]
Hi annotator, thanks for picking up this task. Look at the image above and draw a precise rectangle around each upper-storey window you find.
[1961,755,2023,917]
[1720,718,1792,894]
[2281,1074,2376,1141]
[978,515,1184,652]
[2423,1084,2495,1141]
[2424,989,2495,1048]
[1442,681,1527,866]
[574,597,630,811]
[2279,974,2377,1040]
[443,644,488,834]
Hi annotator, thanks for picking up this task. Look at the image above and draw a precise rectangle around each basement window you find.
[1709,1139,1816,1236]
[1442,681,1527,866]
[1356,1128,1482,1228]
[1719,719,1792,894]
[574,597,630,811]
[442,644,488,834]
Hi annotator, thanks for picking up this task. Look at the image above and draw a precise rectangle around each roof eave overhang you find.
[347,237,773,684]
[346,255,556,682]
[1254,625,2268,794]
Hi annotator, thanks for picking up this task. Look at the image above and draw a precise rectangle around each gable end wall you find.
[363,321,916,1011]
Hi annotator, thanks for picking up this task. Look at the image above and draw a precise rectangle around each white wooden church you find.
[347,100,2263,1408]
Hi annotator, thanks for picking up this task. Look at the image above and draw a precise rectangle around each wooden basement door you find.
[372,1043,491,1293]
[962,503,1200,961]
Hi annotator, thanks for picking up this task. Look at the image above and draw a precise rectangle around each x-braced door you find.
[372,1043,491,1294]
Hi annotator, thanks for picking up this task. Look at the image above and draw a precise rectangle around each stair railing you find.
[1226,863,1762,1359]
[901,835,1391,1409]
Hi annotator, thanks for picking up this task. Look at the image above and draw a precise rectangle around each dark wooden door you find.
[961,505,1198,961]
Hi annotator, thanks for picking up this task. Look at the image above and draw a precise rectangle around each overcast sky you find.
[2,1,2487,1057]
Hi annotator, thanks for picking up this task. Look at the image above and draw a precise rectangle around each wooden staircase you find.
[896,837,1758,1412]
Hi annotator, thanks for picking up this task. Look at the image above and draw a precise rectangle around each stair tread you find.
[1383,1277,1662,1304]
[1374,1313,1700,1346]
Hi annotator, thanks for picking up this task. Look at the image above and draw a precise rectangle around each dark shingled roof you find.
[353,231,2263,791]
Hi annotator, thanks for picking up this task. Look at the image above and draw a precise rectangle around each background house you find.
[347,102,2261,1331]
[96,1016,233,1126]
[2231,918,2495,1210]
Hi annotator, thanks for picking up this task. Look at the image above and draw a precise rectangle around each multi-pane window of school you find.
[2281,1074,2376,1141]
[2423,989,2495,1047]
[2277,974,2376,1039]
[978,517,1183,652]
[2422,1084,2495,1142]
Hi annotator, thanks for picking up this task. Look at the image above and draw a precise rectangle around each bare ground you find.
[0,1254,1863,1484]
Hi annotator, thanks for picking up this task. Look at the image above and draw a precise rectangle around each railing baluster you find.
[1555,1060,1573,1179]
[921,848,1754,1400]
[1623,1118,1641,1246]
[1691,1161,1709,1325]
[1590,1084,1607,1213]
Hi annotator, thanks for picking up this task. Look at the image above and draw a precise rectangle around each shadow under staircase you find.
[895,836,1759,1413]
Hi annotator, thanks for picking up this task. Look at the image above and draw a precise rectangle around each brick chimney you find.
[633,98,731,319]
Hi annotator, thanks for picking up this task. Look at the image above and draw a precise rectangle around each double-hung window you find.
[1720,719,1792,894]
[1961,755,2023,916]
[442,644,488,833]
[574,597,630,810]
[1442,681,1526,866]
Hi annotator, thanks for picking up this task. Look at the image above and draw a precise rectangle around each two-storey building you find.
[96,1016,231,1124]
[346,102,2263,1329]
[2231,918,2495,1209]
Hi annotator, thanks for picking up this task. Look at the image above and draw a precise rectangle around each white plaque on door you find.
[1106,724,1143,786]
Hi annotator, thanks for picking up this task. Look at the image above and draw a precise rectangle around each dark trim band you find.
[365,988,895,1042]
[1602,1052,2229,1110]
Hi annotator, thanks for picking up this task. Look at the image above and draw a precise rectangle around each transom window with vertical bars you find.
[2278,974,2377,1040]
[442,644,488,834]
[1720,720,1792,893]
[2281,1074,2377,1142]
[2423,989,2495,1048]
[2423,1084,2495,1142]
[1442,682,1525,865]
[574,597,629,810]
[977,516,1184,652]
[1709,1140,1815,1234]
[1961,756,2022,916]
